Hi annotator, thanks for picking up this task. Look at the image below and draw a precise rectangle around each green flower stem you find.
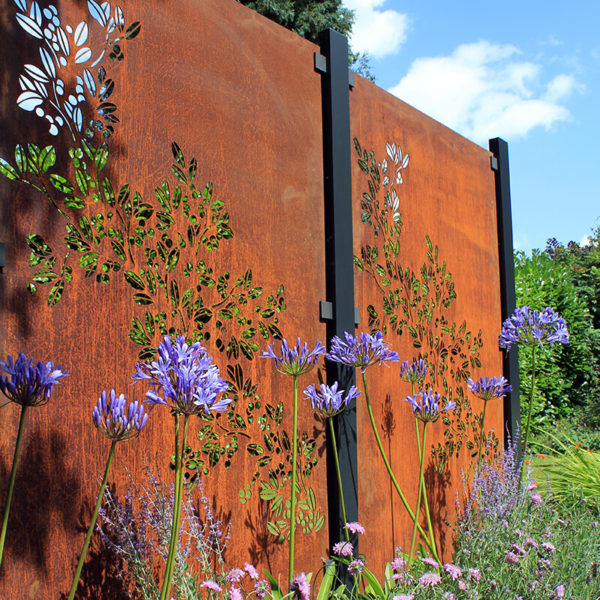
[327,416,349,542]
[520,346,537,486]
[67,440,116,600]
[161,413,189,600]
[361,372,439,563]
[408,421,428,563]
[476,400,489,471]
[288,375,300,585]
[0,403,29,568]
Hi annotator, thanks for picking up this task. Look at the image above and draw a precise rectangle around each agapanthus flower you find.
[92,390,148,442]
[345,521,365,535]
[443,563,462,580]
[290,572,310,600]
[0,353,68,407]
[262,338,325,376]
[332,541,354,557]
[326,331,399,372]
[304,382,360,419]
[405,389,455,423]
[133,335,230,416]
[400,359,427,384]
[348,558,364,575]
[467,376,511,401]
[498,306,569,351]
[418,572,441,586]
[200,580,222,592]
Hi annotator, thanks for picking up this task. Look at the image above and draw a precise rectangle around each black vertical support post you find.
[489,137,521,446]
[318,29,358,552]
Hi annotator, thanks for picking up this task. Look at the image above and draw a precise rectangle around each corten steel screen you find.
[350,82,504,568]
[0,0,505,596]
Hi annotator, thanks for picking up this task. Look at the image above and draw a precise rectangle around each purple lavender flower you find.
[345,521,365,535]
[467,376,511,401]
[133,335,230,416]
[262,338,325,376]
[348,558,364,575]
[290,572,310,600]
[326,331,399,372]
[400,358,427,384]
[0,353,68,407]
[405,389,455,423]
[498,306,569,351]
[92,390,148,442]
[418,571,441,586]
[304,382,360,419]
[332,541,354,557]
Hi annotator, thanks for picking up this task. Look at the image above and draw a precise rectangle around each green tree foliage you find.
[514,229,600,427]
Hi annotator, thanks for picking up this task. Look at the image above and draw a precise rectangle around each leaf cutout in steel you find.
[74,47,92,64]
[87,0,107,26]
[83,68,96,96]
[23,64,48,83]
[14,0,27,12]
[74,21,89,46]
[57,27,69,56]
[39,47,56,78]
[16,13,44,39]
[125,21,141,40]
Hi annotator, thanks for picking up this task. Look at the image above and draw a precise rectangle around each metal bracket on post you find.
[0,242,5,273]
[314,52,355,87]
[317,29,358,560]
[319,300,360,325]
[489,138,521,449]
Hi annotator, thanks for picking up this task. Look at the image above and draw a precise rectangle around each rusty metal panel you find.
[350,79,504,572]
[0,0,330,597]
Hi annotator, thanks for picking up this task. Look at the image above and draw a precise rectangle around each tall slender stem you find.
[476,400,489,472]
[0,404,29,568]
[408,422,428,563]
[288,375,299,585]
[328,417,349,542]
[361,372,439,563]
[520,346,537,486]
[161,413,189,600]
[67,440,116,600]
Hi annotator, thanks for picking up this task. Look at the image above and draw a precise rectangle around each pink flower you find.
[348,559,364,575]
[421,557,440,569]
[542,542,556,553]
[553,584,565,599]
[226,568,245,583]
[469,568,481,582]
[245,563,259,579]
[332,541,354,557]
[345,521,365,535]
[525,537,538,549]
[458,580,467,591]
[527,482,538,491]
[443,563,462,580]
[505,552,519,565]
[290,573,310,600]
[390,556,406,572]
[418,572,441,587]
[230,587,243,600]
[531,493,543,505]
[201,581,222,592]
[392,596,414,600]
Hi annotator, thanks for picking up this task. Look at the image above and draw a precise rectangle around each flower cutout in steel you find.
[304,382,360,419]
[326,331,399,372]
[467,376,511,401]
[400,358,428,385]
[405,389,455,423]
[499,306,569,351]
[133,335,230,416]
[0,352,68,407]
[92,389,148,442]
[261,337,325,376]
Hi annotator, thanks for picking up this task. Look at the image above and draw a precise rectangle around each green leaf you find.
[50,174,75,194]
[39,145,56,173]
[124,270,145,290]
[316,562,336,600]
[171,142,184,167]
[125,20,141,39]
[0,158,19,181]
[48,279,65,306]
[14,145,27,173]
[26,234,52,256]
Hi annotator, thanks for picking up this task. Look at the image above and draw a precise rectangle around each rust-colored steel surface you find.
[350,81,504,573]
[0,0,506,597]
[0,1,330,597]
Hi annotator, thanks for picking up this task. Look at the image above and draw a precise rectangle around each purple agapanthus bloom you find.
[326,331,399,372]
[467,376,511,401]
[92,390,148,442]
[405,389,455,423]
[290,572,310,600]
[400,358,427,384]
[0,353,68,407]
[498,306,569,351]
[133,336,230,416]
[304,382,360,419]
[262,338,325,376]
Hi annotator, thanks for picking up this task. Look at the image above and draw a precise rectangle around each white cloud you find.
[581,235,591,247]
[388,41,579,144]
[344,0,409,59]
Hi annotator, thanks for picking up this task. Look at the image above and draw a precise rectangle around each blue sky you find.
[343,0,600,253]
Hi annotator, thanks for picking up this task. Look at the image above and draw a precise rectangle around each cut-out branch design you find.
[353,138,485,467]
[1,0,323,537]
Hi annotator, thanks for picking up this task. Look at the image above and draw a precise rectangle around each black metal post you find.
[489,138,521,446]
[318,29,358,552]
